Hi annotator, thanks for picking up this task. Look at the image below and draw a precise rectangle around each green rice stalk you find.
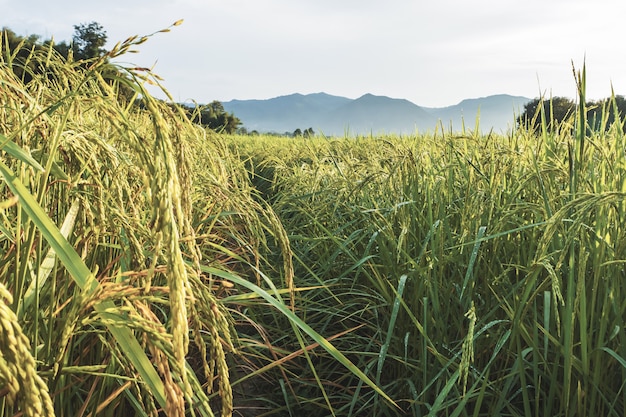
[460,302,476,395]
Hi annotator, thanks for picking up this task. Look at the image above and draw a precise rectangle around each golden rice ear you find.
[0,283,54,417]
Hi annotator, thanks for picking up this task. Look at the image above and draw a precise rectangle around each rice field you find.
[1,30,626,417]
[227,102,626,416]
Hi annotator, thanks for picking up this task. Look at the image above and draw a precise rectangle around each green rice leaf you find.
[600,347,626,370]
[19,198,81,317]
[0,159,169,410]
[0,134,44,172]
[201,264,400,409]
[427,370,460,416]
[460,225,486,303]
[377,274,408,384]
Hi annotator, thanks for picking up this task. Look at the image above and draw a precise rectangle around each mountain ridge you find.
[222,92,532,135]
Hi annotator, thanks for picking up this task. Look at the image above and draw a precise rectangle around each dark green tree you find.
[519,95,626,133]
[72,22,107,60]
[587,95,626,131]
[303,127,314,138]
[293,128,302,137]
[518,96,576,131]
[1,27,40,51]
[186,101,241,133]
[2,24,142,106]
[1,27,42,81]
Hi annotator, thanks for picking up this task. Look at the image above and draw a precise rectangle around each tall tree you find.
[303,127,315,138]
[72,22,107,60]
[518,97,576,131]
[587,95,626,131]
[186,101,242,133]
[519,95,626,132]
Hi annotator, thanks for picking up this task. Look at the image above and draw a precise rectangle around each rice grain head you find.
[0,283,55,416]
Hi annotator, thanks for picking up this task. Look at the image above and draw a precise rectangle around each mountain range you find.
[222,92,533,136]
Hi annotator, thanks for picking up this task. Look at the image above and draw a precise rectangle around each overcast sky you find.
[4,0,626,107]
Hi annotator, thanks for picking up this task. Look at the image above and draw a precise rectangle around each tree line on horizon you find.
[518,95,626,131]
[2,23,243,134]
[2,23,107,76]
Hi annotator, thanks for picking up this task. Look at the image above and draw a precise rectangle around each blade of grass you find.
[201,264,400,410]
[460,225,486,307]
[19,198,80,317]
[427,369,460,417]
[377,274,408,384]
[0,134,45,172]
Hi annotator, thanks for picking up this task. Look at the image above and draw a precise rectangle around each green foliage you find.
[518,96,576,131]
[1,23,381,417]
[587,94,626,131]
[1,27,44,82]
[71,22,107,60]
[2,21,108,66]
[185,100,241,133]
[1,22,110,88]
[292,127,315,138]
[518,94,626,132]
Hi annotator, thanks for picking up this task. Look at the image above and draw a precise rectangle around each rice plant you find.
[0,23,285,416]
[3,22,626,416]
[228,73,626,415]
[1,25,402,417]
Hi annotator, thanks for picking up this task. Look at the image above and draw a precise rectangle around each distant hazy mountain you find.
[324,94,436,135]
[223,93,351,133]
[422,94,531,132]
[222,92,532,135]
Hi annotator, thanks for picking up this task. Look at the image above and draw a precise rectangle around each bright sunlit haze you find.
[4,0,626,107]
